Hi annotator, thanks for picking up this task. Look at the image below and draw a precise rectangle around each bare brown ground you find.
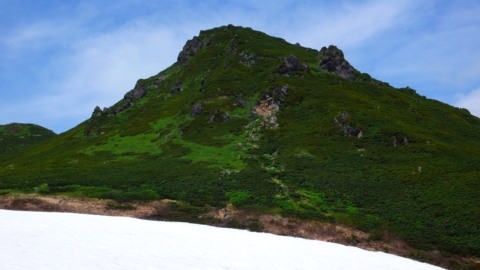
[1,193,478,270]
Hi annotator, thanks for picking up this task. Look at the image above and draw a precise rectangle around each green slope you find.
[1,25,479,256]
[0,123,56,156]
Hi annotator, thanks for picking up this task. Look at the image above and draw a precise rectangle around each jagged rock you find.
[177,36,210,64]
[117,100,132,113]
[343,126,362,137]
[404,137,408,145]
[190,103,203,117]
[295,42,301,47]
[103,107,116,116]
[92,106,102,117]
[234,96,246,107]
[271,85,289,104]
[318,45,355,81]
[282,55,302,73]
[223,113,230,122]
[239,51,256,65]
[116,81,147,114]
[124,81,147,100]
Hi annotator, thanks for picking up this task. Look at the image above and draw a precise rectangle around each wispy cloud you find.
[455,87,480,117]
[0,0,479,133]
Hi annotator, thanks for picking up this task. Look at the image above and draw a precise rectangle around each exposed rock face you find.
[124,81,147,100]
[343,126,362,137]
[318,45,355,81]
[177,36,210,65]
[283,55,302,73]
[332,111,363,137]
[92,106,102,117]
[278,55,310,76]
[116,81,147,113]
[239,51,256,66]
[190,103,203,117]
[253,85,289,128]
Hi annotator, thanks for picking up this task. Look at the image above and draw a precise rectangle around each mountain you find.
[1,25,479,262]
[0,123,56,155]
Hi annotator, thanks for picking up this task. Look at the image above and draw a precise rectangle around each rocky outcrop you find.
[207,110,230,123]
[92,106,102,117]
[239,51,256,66]
[318,45,355,81]
[116,81,147,114]
[253,85,289,128]
[177,36,210,65]
[190,103,203,117]
[278,55,309,75]
[124,81,147,100]
[332,111,363,138]
[171,80,183,96]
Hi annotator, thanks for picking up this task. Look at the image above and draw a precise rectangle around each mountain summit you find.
[1,25,479,262]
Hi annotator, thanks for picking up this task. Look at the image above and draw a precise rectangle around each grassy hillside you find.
[1,25,479,257]
[0,123,56,156]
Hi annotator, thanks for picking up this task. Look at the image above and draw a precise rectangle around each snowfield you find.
[0,210,443,270]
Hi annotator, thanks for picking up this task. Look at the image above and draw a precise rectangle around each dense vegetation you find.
[1,25,479,257]
[0,123,56,155]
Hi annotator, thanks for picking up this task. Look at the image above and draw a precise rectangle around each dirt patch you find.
[0,194,169,218]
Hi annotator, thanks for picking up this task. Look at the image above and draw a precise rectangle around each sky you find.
[0,0,479,133]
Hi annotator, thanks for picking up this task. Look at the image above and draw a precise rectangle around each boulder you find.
[318,45,355,81]
[282,55,302,73]
[343,126,362,137]
[223,113,230,122]
[190,103,203,117]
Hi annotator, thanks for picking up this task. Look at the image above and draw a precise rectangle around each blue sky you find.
[1,0,479,133]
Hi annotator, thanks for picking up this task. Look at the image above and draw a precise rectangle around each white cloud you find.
[0,17,187,132]
[455,87,480,117]
[262,0,418,51]
[1,0,480,132]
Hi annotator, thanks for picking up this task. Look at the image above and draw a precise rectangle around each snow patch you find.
[0,210,444,270]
